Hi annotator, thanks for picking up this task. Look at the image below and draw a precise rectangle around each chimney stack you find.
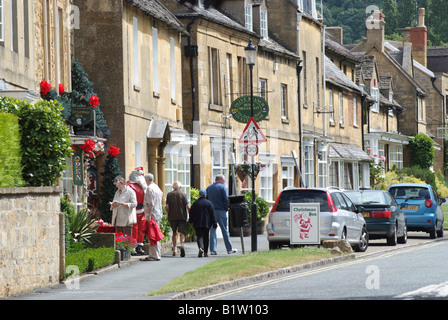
[410,8,427,67]
[366,10,386,52]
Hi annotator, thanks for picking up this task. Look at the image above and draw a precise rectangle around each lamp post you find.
[245,39,258,252]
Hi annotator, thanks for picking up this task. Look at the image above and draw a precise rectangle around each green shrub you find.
[0,97,73,186]
[0,113,24,187]
[65,247,115,278]
[409,133,434,169]
[241,191,270,221]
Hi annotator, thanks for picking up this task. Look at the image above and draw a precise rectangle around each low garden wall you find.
[0,186,63,298]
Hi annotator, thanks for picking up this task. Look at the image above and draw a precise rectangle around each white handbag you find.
[128,207,137,225]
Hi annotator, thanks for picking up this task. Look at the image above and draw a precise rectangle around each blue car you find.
[388,183,445,239]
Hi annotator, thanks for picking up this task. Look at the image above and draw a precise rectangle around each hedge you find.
[65,247,116,278]
[0,113,24,187]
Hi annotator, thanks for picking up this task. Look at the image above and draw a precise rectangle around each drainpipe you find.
[297,61,303,186]
[185,17,198,188]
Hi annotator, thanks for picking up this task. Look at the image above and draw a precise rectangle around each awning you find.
[329,143,372,162]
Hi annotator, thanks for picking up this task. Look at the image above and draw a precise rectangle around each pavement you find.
[11,233,271,300]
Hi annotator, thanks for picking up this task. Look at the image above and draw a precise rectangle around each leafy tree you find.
[409,133,434,169]
[98,146,122,223]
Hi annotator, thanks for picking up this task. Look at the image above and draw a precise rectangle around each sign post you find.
[290,203,320,245]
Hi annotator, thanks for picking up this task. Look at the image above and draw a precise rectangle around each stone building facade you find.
[73,0,191,194]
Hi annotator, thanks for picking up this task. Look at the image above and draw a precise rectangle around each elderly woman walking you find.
[111,176,137,236]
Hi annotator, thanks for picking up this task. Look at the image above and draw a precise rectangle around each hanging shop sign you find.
[72,147,84,185]
[230,96,269,124]
[67,107,94,127]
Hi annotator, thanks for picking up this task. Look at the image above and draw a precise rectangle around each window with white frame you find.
[170,37,176,101]
[318,149,327,187]
[209,47,222,105]
[259,78,267,101]
[133,17,139,87]
[339,91,344,125]
[329,88,334,122]
[260,10,268,39]
[281,84,288,119]
[389,144,403,169]
[388,91,394,117]
[304,144,314,188]
[329,160,338,187]
[371,87,379,112]
[353,97,358,126]
[152,27,159,94]
[211,137,230,182]
[418,97,423,121]
[245,4,253,32]
[165,145,192,201]
[281,156,295,189]
[259,154,275,202]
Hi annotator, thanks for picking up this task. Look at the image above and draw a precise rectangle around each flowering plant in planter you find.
[115,232,137,253]
[235,161,266,181]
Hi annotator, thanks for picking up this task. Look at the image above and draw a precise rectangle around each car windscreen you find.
[275,190,328,212]
[389,187,430,200]
[345,191,385,205]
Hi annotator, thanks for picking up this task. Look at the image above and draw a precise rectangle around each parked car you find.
[388,183,445,239]
[345,190,407,246]
[266,187,368,252]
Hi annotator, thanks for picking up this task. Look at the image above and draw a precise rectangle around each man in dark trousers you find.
[189,189,217,257]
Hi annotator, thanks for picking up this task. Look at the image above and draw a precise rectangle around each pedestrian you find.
[189,189,217,257]
[140,173,164,261]
[111,176,137,236]
[165,181,190,257]
[206,174,237,255]
[127,167,147,255]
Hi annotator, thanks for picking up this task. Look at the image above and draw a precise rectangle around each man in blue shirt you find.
[206,174,237,255]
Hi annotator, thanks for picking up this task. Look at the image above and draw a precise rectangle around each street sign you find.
[245,144,259,156]
[230,96,269,123]
[238,117,267,144]
[290,203,320,245]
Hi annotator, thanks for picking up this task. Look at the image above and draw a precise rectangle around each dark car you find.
[388,183,445,239]
[345,190,407,246]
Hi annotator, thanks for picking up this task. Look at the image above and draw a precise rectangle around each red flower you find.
[108,146,120,157]
[40,80,51,96]
[79,139,95,153]
[59,84,65,95]
[89,95,100,108]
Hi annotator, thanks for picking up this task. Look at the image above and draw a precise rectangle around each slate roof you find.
[127,0,187,34]
[325,32,360,63]
[325,56,361,93]
[329,143,372,162]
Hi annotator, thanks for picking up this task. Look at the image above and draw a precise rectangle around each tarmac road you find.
[10,230,444,300]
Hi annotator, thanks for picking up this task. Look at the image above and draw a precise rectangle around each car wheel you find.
[387,224,398,246]
[398,224,407,244]
[437,221,444,238]
[354,226,369,252]
[429,224,437,239]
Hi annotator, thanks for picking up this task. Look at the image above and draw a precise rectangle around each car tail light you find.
[327,192,337,213]
[425,199,433,208]
[271,192,282,212]
[366,210,391,218]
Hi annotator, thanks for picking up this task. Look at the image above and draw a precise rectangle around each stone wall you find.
[0,186,62,298]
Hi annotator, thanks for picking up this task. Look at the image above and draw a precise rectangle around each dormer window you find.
[371,86,379,112]
[245,4,253,32]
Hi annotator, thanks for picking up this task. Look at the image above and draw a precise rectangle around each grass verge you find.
[148,247,336,296]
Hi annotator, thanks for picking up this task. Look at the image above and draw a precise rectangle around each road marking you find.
[396,281,448,299]
[200,242,446,300]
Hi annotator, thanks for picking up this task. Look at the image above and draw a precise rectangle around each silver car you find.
[266,187,369,252]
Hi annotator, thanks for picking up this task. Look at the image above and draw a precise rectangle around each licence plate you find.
[406,206,418,211]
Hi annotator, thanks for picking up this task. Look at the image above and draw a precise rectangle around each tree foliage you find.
[409,133,434,169]
[0,97,73,186]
